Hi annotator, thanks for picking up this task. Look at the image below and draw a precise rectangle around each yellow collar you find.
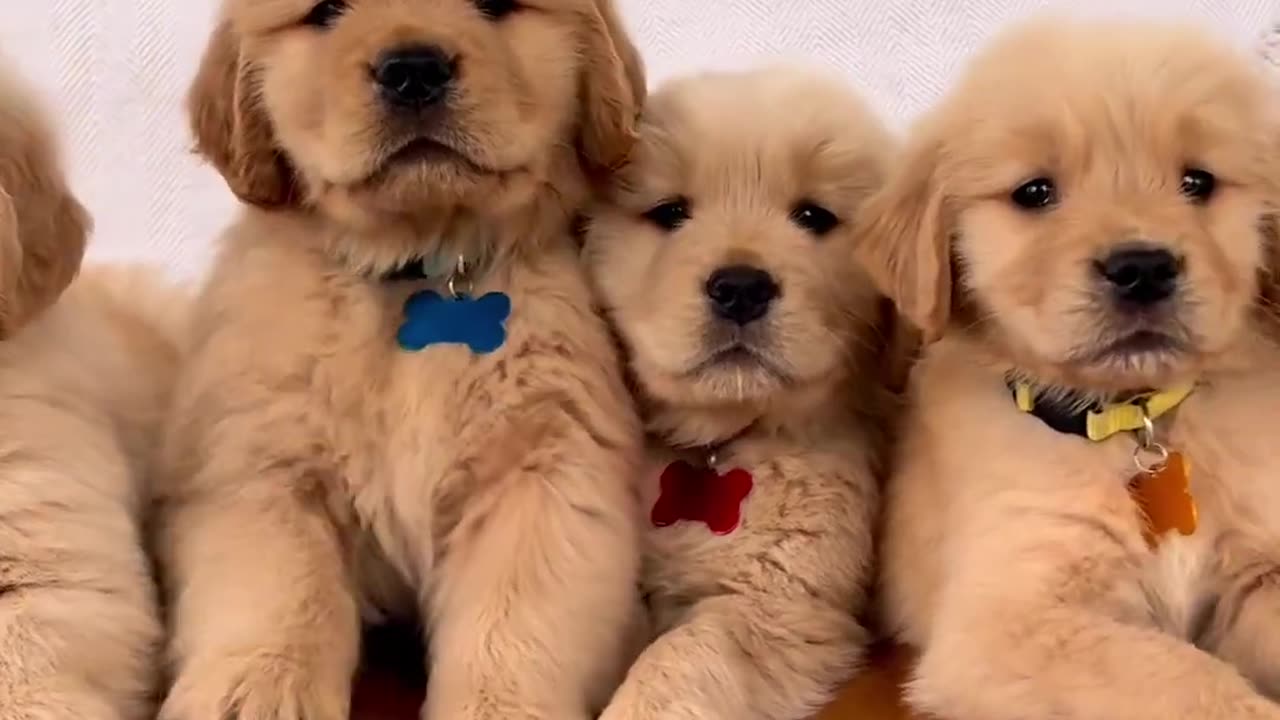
[1011,380,1195,442]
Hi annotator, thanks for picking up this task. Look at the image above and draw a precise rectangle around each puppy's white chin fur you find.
[686,362,790,404]
[1077,354,1192,389]
[638,357,837,434]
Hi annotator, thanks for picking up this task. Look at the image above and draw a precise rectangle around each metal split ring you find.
[446,255,473,298]
[1132,414,1168,473]
[1133,441,1169,474]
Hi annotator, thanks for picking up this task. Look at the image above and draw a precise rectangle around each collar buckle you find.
[1010,377,1194,443]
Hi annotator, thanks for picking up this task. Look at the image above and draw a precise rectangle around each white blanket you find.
[2,0,1276,278]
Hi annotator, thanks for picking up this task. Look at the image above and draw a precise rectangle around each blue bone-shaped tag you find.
[396,290,511,354]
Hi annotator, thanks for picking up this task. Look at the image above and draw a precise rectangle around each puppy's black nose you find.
[373,45,454,108]
[705,265,780,325]
[1096,244,1182,306]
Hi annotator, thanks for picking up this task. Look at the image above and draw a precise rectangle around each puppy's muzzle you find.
[1094,243,1183,309]
[373,44,455,109]
[705,265,780,326]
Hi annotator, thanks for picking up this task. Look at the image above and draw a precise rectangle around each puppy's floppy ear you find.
[188,21,297,208]
[0,72,89,337]
[855,135,952,343]
[872,296,922,395]
[576,0,646,175]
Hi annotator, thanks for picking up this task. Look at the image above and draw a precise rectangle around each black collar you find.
[1006,378,1097,438]
[382,258,431,282]
[658,420,758,468]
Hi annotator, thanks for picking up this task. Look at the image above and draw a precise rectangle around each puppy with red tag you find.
[584,65,908,720]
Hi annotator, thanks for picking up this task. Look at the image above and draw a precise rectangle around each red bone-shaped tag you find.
[650,460,753,535]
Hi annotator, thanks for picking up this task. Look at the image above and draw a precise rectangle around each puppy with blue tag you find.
[153,2,646,720]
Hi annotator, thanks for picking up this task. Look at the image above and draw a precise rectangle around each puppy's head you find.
[191,0,643,233]
[0,61,89,336]
[858,20,1280,392]
[586,67,894,422]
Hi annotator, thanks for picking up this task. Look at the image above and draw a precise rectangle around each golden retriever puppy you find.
[861,18,1280,720]
[154,2,645,719]
[584,66,897,720]
[0,59,185,720]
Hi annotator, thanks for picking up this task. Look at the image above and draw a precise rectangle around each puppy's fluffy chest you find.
[203,229,637,615]
[637,434,875,634]
[1141,378,1280,638]
[909,347,1280,648]
[360,275,624,582]
[637,442,773,607]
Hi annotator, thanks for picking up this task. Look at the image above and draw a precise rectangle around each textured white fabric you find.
[1,0,1277,279]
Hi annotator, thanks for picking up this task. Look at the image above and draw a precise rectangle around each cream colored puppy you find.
[585,67,899,720]
[153,2,645,720]
[863,19,1280,720]
[0,61,185,719]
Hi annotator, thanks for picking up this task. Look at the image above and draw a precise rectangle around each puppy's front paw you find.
[160,652,349,720]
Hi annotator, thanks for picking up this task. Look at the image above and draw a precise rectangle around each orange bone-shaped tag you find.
[1129,451,1197,548]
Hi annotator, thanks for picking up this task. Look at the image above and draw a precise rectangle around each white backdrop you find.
[2,0,1278,279]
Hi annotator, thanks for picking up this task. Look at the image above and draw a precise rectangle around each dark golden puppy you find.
[156,2,645,720]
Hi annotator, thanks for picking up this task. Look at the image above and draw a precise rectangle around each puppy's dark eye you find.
[1180,168,1216,203]
[474,0,520,19]
[1010,177,1057,210]
[790,202,840,237]
[642,198,691,232]
[302,0,348,28]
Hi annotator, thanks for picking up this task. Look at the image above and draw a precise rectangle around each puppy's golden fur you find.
[585,66,896,720]
[0,59,187,719]
[863,19,1280,720]
[155,2,645,719]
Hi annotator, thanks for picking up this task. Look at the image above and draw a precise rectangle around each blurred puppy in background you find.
[0,57,187,720]
[585,66,903,720]
[865,19,1280,720]
[154,1,646,719]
